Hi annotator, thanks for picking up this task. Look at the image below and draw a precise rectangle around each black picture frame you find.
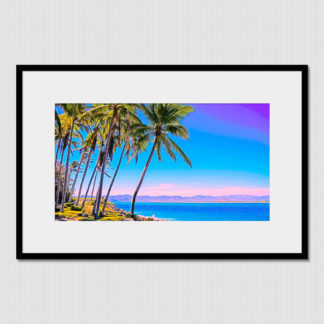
[16,65,308,260]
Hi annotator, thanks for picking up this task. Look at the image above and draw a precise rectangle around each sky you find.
[59,103,270,197]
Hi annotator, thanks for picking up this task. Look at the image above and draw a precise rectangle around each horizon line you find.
[75,193,270,198]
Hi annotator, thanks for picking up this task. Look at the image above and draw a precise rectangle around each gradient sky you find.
[61,103,270,197]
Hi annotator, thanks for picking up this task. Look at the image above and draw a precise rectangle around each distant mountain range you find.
[107,195,269,203]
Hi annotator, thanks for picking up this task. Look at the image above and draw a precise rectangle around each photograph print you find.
[18,65,306,258]
[55,103,269,222]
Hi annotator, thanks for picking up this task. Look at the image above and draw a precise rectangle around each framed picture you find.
[17,65,308,259]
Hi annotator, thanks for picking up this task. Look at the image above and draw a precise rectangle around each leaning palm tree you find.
[75,124,100,206]
[67,131,88,203]
[78,110,108,209]
[101,118,144,211]
[84,104,141,219]
[80,104,116,217]
[68,161,79,193]
[55,112,72,209]
[130,104,193,216]
[80,155,100,210]
[58,104,85,212]
[68,150,85,203]
[101,143,125,211]
[55,110,62,166]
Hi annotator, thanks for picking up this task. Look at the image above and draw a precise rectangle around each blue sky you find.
[58,103,269,197]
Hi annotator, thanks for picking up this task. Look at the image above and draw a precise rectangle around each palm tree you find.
[78,109,108,209]
[101,119,135,211]
[68,150,85,203]
[74,151,90,205]
[59,104,85,212]
[55,110,62,166]
[75,119,103,206]
[75,124,100,206]
[92,153,112,216]
[80,152,100,210]
[67,131,90,203]
[101,144,125,211]
[68,161,79,193]
[84,104,140,219]
[80,130,107,210]
[101,122,148,211]
[130,104,193,216]
[79,104,115,216]
[55,113,72,209]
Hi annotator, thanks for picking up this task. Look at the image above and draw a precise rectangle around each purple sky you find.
[184,103,269,146]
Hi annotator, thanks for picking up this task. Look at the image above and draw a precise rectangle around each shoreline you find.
[55,200,268,221]
[109,203,168,221]
[112,201,270,204]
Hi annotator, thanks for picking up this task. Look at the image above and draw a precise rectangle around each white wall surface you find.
[0,1,322,323]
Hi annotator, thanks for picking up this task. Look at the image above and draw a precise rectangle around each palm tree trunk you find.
[102,144,125,212]
[89,149,102,205]
[55,145,66,209]
[93,169,111,216]
[80,151,101,209]
[94,109,117,219]
[68,151,85,203]
[131,139,157,216]
[91,169,98,201]
[93,189,100,216]
[80,166,97,209]
[60,119,75,212]
[76,150,92,206]
[55,138,61,167]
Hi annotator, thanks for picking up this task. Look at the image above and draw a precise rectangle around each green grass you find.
[55,204,126,221]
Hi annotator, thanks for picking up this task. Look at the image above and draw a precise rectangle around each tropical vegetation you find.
[55,103,193,221]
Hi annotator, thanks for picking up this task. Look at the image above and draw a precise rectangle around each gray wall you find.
[0,1,322,323]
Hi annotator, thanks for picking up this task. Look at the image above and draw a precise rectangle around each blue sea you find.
[114,202,269,221]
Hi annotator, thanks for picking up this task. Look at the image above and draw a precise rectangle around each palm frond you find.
[131,125,153,138]
[139,104,159,124]
[160,135,176,161]
[166,104,194,123]
[166,136,192,168]
[165,124,189,139]
[156,140,162,161]
[55,109,62,136]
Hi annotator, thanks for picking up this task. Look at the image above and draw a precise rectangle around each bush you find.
[82,205,92,214]
[99,211,105,218]
[125,213,133,218]
[64,202,73,207]
[71,206,82,211]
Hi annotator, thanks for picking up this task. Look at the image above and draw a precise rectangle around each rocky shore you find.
[110,203,167,221]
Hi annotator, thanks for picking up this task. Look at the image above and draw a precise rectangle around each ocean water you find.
[114,202,270,221]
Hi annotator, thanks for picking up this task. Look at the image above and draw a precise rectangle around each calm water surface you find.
[114,202,269,221]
